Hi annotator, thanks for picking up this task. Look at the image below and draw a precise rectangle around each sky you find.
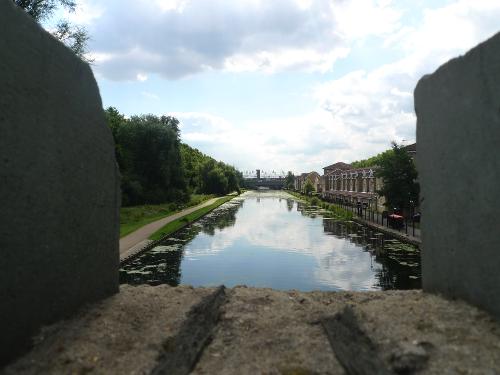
[60,0,500,175]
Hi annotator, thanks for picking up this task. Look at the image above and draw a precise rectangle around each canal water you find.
[120,191,421,291]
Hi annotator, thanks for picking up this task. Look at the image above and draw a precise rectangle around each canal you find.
[120,191,421,291]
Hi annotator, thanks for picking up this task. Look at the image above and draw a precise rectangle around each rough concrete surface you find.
[5,286,500,374]
[415,32,500,319]
[0,0,120,364]
[4,285,216,375]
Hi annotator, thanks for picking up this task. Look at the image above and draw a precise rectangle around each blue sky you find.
[61,0,500,175]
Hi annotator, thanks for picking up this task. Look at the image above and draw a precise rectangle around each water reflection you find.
[120,191,421,291]
[320,218,421,290]
[119,200,243,286]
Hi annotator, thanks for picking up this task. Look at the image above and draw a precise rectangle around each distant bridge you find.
[243,177,286,190]
[242,169,287,190]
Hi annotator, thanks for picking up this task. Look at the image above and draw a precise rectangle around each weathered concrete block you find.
[415,32,500,319]
[0,0,120,364]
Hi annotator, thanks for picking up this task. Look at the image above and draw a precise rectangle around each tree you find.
[376,142,419,214]
[351,148,395,168]
[304,180,314,196]
[13,0,91,61]
[104,107,243,205]
[180,144,242,196]
[285,171,294,189]
[104,109,187,205]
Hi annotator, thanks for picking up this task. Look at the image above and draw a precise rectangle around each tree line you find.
[350,148,395,169]
[105,107,243,206]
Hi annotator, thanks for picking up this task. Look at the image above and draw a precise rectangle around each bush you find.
[310,197,320,206]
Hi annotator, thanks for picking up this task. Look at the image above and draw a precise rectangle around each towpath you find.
[119,197,219,260]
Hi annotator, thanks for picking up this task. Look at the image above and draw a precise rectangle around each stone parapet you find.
[415,32,500,319]
[4,285,500,374]
[0,0,120,364]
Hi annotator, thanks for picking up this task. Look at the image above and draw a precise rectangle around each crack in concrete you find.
[151,286,227,375]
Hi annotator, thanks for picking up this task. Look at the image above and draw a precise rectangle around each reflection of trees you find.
[297,202,307,215]
[120,201,243,287]
[322,218,421,290]
[374,258,421,290]
[119,238,185,287]
[323,219,349,239]
[201,201,241,236]
[286,199,294,212]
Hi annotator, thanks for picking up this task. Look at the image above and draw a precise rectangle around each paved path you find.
[119,197,219,259]
[354,217,421,246]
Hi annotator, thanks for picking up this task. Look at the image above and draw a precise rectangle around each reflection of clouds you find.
[183,191,379,290]
[316,246,381,291]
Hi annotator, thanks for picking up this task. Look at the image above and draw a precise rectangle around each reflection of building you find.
[294,171,321,193]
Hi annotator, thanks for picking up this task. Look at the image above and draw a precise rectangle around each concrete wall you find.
[0,0,120,364]
[415,32,500,319]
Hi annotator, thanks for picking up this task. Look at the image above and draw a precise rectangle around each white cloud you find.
[332,0,402,40]
[136,73,148,82]
[78,0,403,80]
[63,0,104,25]
[224,47,351,74]
[76,0,500,173]
[153,0,188,13]
[172,0,500,173]
[307,0,500,173]
[140,91,160,100]
[170,109,393,173]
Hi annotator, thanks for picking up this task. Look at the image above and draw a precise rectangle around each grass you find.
[120,194,215,238]
[148,195,236,241]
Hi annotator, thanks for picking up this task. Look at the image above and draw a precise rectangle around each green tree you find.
[206,168,228,195]
[285,171,294,189]
[351,148,395,168]
[14,0,91,61]
[104,107,126,171]
[376,142,419,213]
[304,180,314,196]
[104,107,242,205]
[180,144,242,195]
[104,109,187,205]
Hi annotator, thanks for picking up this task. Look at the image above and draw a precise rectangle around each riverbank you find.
[5,285,500,374]
[120,194,216,238]
[287,190,354,221]
[119,194,237,262]
[148,194,236,240]
[354,216,421,246]
[288,190,421,246]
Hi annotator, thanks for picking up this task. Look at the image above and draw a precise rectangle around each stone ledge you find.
[5,285,500,374]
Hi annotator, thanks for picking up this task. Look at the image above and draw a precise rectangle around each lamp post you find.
[410,199,415,237]
[368,198,372,222]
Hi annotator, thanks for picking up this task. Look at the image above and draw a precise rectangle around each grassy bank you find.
[287,190,353,221]
[148,195,236,241]
[120,194,215,238]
